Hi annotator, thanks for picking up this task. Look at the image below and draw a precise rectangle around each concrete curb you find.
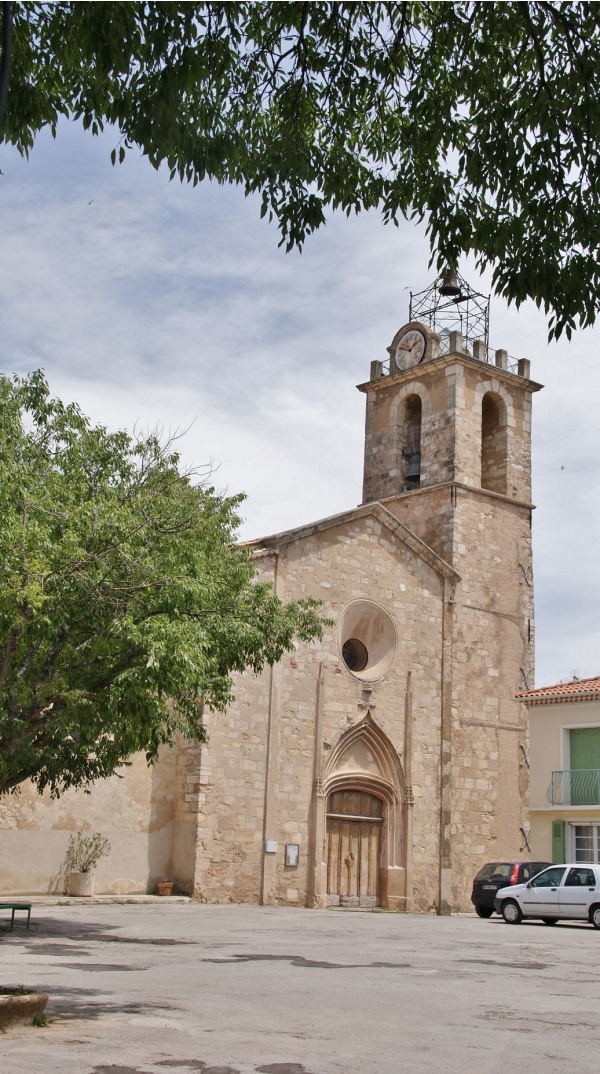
[0,894,192,906]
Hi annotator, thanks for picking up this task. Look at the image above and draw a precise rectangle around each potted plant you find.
[65,832,111,897]
[157,879,174,896]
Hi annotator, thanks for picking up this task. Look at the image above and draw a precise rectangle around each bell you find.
[406,453,421,480]
[439,269,461,297]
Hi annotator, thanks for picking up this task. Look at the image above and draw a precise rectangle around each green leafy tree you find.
[0,372,323,797]
[2,2,600,338]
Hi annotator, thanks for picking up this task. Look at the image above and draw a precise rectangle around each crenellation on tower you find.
[360,325,541,507]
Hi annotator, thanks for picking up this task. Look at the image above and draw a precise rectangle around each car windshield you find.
[475,863,512,880]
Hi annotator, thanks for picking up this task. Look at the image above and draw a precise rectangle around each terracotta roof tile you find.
[516,675,600,705]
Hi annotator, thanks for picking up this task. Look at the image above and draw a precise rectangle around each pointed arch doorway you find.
[318,714,409,910]
[326,789,383,907]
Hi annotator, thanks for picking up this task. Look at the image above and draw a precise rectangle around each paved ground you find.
[1,904,599,1074]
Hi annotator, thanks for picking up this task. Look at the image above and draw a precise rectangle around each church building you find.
[0,276,542,913]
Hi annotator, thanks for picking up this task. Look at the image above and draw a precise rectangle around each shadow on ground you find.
[1,915,202,957]
[89,1062,319,1074]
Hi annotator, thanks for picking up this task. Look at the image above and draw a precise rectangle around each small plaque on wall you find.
[265,839,278,854]
[285,843,300,867]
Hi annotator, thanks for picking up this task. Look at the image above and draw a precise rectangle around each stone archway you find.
[318,714,408,910]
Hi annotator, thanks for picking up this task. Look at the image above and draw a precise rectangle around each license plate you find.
[483,884,497,890]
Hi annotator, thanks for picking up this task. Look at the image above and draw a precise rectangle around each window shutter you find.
[552,820,565,863]
[570,727,600,770]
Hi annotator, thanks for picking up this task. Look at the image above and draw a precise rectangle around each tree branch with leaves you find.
[0,372,324,797]
[3,2,600,337]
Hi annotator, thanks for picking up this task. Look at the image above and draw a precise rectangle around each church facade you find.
[0,314,542,913]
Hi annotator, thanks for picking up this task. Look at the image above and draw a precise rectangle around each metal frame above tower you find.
[409,270,490,353]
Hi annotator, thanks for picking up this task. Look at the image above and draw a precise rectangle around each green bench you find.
[0,903,32,930]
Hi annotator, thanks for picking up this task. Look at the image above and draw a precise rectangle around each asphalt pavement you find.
[1,903,599,1074]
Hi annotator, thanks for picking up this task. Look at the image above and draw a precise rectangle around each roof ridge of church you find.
[244,500,459,582]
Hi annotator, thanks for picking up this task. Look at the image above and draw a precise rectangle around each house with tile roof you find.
[519,677,600,865]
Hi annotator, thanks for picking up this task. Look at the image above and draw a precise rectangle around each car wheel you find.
[475,906,494,919]
[590,905,600,930]
[501,899,523,924]
[541,917,558,925]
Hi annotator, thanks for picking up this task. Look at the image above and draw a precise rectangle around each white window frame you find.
[568,821,600,863]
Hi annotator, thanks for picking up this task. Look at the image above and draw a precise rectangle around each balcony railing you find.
[547,770,600,806]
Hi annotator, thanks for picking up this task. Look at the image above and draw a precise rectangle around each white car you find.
[494,863,600,927]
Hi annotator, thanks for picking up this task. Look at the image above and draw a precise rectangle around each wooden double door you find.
[326,790,382,907]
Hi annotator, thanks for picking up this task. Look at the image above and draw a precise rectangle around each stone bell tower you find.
[359,273,543,911]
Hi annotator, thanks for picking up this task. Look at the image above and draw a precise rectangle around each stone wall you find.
[192,510,450,911]
[0,747,179,895]
[448,491,533,908]
[382,488,533,909]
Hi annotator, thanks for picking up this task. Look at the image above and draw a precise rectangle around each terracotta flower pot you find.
[157,881,174,896]
[67,870,95,897]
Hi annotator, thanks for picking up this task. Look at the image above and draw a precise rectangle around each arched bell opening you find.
[481,391,508,494]
[403,394,422,489]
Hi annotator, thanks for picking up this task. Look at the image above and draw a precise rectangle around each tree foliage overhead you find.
[3,2,600,338]
[0,373,323,797]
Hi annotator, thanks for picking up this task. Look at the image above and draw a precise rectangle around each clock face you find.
[395,329,426,370]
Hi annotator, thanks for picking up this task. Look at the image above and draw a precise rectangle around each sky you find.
[1,121,599,689]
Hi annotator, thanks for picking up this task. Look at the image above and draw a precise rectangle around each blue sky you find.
[1,121,598,688]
